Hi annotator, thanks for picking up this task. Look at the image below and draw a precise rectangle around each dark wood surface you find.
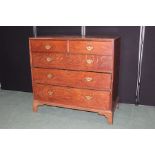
[30,40,67,52]
[69,40,113,55]
[29,36,120,124]
[32,68,112,90]
[29,36,119,40]
[32,53,113,72]
[33,84,111,110]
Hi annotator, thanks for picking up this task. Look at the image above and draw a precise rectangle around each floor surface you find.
[0,89,155,129]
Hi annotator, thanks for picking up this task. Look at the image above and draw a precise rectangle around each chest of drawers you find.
[29,36,120,124]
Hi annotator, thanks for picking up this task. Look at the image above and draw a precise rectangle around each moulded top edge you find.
[29,35,120,41]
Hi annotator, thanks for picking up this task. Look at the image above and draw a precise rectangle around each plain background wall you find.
[0,26,33,92]
[140,27,155,105]
[37,26,81,36]
[0,26,154,106]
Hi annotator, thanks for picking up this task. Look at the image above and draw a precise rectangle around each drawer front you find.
[32,68,112,90]
[30,40,67,52]
[33,84,111,110]
[32,53,113,72]
[69,41,113,55]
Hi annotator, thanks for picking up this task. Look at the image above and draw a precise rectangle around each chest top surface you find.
[29,35,119,41]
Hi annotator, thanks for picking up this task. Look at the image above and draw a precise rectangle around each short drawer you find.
[32,68,112,90]
[30,40,67,52]
[32,53,113,72]
[33,84,111,110]
[69,41,113,55]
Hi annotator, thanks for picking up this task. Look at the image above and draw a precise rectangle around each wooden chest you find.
[29,36,120,124]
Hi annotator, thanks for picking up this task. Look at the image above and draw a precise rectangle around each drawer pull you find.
[86,45,93,51]
[45,45,51,50]
[48,91,53,96]
[86,59,93,64]
[85,77,93,82]
[46,57,52,62]
[85,95,93,100]
[47,73,53,79]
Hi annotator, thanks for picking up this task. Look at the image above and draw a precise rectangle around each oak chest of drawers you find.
[29,36,120,124]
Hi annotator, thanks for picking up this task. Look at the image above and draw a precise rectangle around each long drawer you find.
[33,84,111,110]
[32,53,113,72]
[32,68,112,90]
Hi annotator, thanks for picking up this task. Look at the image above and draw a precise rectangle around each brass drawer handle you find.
[45,44,51,50]
[85,95,93,100]
[47,73,53,79]
[85,77,93,82]
[86,45,93,51]
[46,57,52,62]
[48,91,53,96]
[86,59,93,64]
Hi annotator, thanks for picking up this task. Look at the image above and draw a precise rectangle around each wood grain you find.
[32,53,113,72]
[30,40,67,52]
[29,37,120,124]
[69,40,113,55]
[33,84,111,110]
[32,68,112,90]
